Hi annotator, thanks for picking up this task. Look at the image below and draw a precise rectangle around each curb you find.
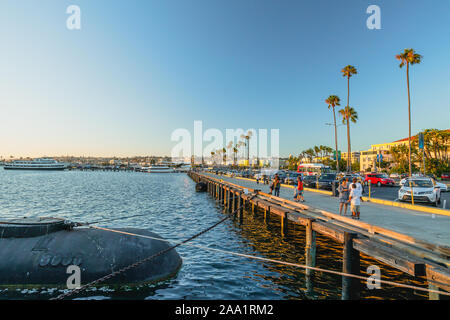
[362,197,450,217]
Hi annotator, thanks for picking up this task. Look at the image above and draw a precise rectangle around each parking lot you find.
[361,184,450,210]
[209,169,450,210]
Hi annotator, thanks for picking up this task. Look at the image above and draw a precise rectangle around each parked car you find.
[398,178,441,206]
[389,173,400,179]
[441,173,450,181]
[284,172,303,184]
[436,182,448,192]
[302,175,318,188]
[364,173,395,187]
[318,173,337,191]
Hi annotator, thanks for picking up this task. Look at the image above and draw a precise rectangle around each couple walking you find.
[269,173,281,197]
[269,174,304,202]
[338,177,363,219]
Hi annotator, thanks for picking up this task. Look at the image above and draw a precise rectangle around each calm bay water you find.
[0,170,430,300]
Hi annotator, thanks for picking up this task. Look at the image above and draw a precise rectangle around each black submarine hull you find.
[0,227,182,287]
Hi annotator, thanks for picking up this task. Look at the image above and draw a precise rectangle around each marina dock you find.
[188,171,450,300]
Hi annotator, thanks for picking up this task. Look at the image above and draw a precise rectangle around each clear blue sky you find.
[1,0,449,157]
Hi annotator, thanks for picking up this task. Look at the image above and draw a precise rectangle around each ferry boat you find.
[175,164,192,172]
[4,158,67,170]
[148,165,174,173]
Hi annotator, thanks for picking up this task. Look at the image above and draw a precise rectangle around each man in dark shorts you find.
[273,174,281,197]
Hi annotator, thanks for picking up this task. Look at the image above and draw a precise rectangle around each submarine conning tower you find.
[0,217,182,288]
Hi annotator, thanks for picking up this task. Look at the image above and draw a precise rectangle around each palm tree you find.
[305,148,315,163]
[325,95,341,173]
[341,65,358,172]
[396,48,422,178]
[240,131,253,167]
[339,106,358,172]
[222,147,227,165]
[226,141,233,166]
[313,146,320,162]
[233,144,239,166]
[210,151,215,165]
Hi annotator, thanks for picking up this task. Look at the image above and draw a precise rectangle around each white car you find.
[400,177,448,192]
[398,178,441,206]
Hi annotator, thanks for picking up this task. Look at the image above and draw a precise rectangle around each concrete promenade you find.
[205,173,450,247]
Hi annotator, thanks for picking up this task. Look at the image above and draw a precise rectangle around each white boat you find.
[4,158,67,170]
[148,165,174,173]
[175,164,192,172]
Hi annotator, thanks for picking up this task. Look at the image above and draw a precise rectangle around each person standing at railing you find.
[273,174,281,197]
[349,183,363,220]
[294,176,305,202]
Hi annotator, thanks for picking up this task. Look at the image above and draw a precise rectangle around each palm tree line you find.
[208,130,253,166]
[323,48,421,175]
[208,48,423,175]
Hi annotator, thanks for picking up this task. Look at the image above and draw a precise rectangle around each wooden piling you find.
[281,212,288,235]
[305,219,316,296]
[342,232,361,300]
[429,283,440,300]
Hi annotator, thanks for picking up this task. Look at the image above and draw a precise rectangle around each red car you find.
[442,173,450,181]
[364,173,395,187]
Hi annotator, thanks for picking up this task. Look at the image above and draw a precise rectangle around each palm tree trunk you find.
[347,76,351,173]
[247,138,250,166]
[347,119,351,173]
[333,107,340,173]
[407,63,412,177]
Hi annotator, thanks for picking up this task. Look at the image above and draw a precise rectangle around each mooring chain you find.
[51,192,257,300]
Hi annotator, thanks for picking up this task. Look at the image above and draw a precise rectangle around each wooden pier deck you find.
[188,171,450,300]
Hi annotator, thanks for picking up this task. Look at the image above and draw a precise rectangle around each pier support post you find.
[342,232,360,300]
[305,219,316,296]
[224,188,228,211]
[239,194,244,217]
[238,195,244,223]
[264,206,270,223]
[428,283,440,300]
[281,212,288,236]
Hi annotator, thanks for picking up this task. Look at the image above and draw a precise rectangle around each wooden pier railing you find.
[188,171,450,300]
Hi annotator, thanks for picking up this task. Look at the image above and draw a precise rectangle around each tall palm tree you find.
[396,48,422,178]
[240,131,253,167]
[339,106,358,172]
[210,151,215,165]
[341,65,357,171]
[325,95,341,173]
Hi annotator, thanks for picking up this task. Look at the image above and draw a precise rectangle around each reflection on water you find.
[0,170,433,300]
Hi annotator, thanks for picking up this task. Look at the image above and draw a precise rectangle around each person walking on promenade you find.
[273,174,281,197]
[338,179,349,215]
[349,183,363,219]
[294,175,304,202]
